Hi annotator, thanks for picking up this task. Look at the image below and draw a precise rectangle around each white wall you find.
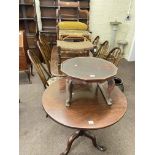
[129,40,135,61]
[89,0,135,61]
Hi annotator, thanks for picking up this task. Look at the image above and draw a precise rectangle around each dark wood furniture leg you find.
[57,46,61,72]
[97,78,115,105]
[25,70,31,84]
[83,131,106,151]
[46,113,49,118]
[66,79,73,107]
[30,64,34,76]
[60,130,106,155]
[107,78,115,99]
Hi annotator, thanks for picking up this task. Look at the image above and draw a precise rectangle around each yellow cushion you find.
[58,22,88,30]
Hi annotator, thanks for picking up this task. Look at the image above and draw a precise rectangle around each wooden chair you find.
[27,50,60,89]
[94,41,109,58]
[57,21,91,41]
[39,33,52,46]
[57,40,94,70]
[105,47,122,66]
[62,35,88,42]
[37,40,51,74]
[27,49,63,117]
[92,36,100,47]
[91,36,100,55]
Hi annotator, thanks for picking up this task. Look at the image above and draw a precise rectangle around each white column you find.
[35,0,42,31]
[110,21,122,50]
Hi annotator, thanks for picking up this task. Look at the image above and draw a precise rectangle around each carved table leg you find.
[107,78,115,105]
[83,131,106,151]
[97,78,115,105]
[60,130,106,155]
[60,130,81,155]
[66,79,73,107]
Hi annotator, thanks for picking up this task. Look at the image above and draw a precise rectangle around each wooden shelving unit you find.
[39,0,90,44]
[19,0,38,50]
[39,0,57,44]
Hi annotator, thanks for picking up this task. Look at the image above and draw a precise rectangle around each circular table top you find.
[42,78,127,130]
[61,57,118,81]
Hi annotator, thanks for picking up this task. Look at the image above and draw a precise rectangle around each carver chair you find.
[105,47,122,66]
[105,47,124,92]
[92,36,100,47]
[91,36,100,55]
[94,40,109,58]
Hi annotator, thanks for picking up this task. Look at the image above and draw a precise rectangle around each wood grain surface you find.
[42,78,127,130]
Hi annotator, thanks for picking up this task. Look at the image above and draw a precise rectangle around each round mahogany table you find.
[42,78,127,155]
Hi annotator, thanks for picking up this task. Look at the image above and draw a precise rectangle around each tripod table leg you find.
[83,131,106,151]
[60,130,81,155]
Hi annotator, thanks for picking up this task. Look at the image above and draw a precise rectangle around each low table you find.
[42,78,127,155]
[61,57,118,106]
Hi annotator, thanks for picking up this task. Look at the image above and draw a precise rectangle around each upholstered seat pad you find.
[59,30,91,36]
[58,22,88,30]
[57,40,94,51]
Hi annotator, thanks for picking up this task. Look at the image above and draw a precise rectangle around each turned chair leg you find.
[30,64,34,76]
[46,113,49,118]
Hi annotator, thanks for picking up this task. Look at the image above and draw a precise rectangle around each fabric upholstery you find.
[58,21,88,30]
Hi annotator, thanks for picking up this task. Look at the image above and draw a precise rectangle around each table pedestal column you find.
[66,79,73,107]
[60,130,106,155]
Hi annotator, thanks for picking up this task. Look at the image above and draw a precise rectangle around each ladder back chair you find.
[95,40,109,58]
[105,47,122,66]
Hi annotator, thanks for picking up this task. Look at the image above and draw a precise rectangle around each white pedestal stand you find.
[110,21,122,50]
[117,40,128,56]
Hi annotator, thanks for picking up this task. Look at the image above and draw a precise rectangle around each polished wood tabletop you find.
[61,57,118,82]
[42,78,127,130]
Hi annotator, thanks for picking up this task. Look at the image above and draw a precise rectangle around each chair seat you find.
[57,40,94,51]
[47,77,62,86]
[59,30,91,40]
[59,30,91,36]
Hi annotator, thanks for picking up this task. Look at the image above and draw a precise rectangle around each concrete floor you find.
[19,58,135,155]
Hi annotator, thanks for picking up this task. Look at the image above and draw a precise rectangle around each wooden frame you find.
[27,49,52,89]
[95,41,109,58]
[37,40,51,74]
[106,47,122,66]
